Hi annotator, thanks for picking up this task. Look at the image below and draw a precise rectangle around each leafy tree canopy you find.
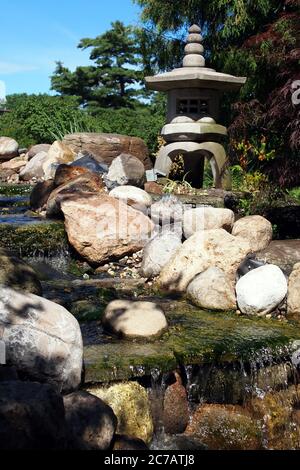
[51,21,143,109]
[135,0,300,186]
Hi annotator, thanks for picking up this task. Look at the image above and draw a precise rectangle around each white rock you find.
[183,207,235,238]
[103,300,168,338]
[187,267,237,310]
[110,186,152,211]
[0,137,19,161]
[141,231,182,278]
[19,151,48,181]
[236,264,287,316]
[232,215,273,252]
[0,286,83,392]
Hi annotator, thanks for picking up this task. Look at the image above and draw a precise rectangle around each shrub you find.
[91,106,164,155]
[230,165,269,193]
[0,94,94,147]
[0,94,164,155]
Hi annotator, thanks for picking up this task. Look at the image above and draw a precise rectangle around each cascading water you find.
[146,343,300,450]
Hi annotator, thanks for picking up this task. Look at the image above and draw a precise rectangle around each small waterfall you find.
[148,369,168,435]
[147,342,300,450]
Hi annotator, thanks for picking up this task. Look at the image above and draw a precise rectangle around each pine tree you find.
[51,21,142,109]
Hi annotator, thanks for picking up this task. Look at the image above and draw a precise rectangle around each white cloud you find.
[0,61,38,75]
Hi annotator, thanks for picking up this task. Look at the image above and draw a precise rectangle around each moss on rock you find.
[0,221,68,257]
[70,300,104,322]
[185,404,262,450]
[83,301,300,383]
[247,386,300,449]
[86,382,154,444]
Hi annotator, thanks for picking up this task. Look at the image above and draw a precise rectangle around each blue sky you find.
[0,0,141,96]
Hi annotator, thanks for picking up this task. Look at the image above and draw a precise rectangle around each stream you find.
[1,183,300,450]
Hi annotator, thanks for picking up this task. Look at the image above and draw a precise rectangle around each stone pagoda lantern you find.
[145,25,247,189]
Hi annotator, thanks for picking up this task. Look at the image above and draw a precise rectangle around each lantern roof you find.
[145,24,247,92]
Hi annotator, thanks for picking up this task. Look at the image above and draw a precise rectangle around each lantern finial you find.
[183,24,205,67]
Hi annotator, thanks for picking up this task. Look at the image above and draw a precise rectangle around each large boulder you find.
[63,391,117,450]
[0,381,67,450]
[19,151,48,181]
[287,263,300,319]
[61,194,154,265]
[26,144,51,161]
[158,229,251,293]
[0,137,19,161]
[141,231,182,278]
[63,132,152,170]
[236,264,288,316]
[187,267,237,311]
[0,248,42,295]
[103,300,168,338]
[183,207,235,238]
[86,382,154,443]
[104,154,146,189]
[0,287,83,392]
[110,185,152,209]
[42,141,76,180]
[46,173,105,217]
[232,215,273,252]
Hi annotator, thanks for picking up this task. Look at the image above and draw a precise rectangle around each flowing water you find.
[1,184,300,450]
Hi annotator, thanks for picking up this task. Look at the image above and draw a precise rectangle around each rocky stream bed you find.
[1,183,300,450]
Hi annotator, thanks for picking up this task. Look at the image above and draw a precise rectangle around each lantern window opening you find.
[176,98,209,115]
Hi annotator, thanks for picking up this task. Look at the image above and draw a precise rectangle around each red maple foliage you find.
[229,2,300,187]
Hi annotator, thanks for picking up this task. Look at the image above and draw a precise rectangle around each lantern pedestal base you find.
[154,141,232,190]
